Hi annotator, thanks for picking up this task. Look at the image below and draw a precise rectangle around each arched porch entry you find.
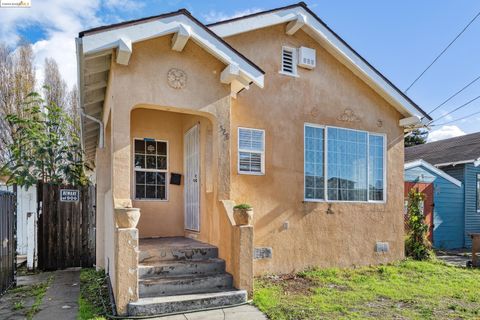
[130,106,217,239]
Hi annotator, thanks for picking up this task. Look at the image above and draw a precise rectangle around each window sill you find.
[303,199,386,204]
[238,171,265,176]
[278,70,299,78]
[134,199,169,202]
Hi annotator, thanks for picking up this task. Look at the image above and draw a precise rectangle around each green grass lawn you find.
[254,259,480,320]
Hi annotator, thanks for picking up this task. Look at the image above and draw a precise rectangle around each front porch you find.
[105,107,255,315]
[128,237,246,315]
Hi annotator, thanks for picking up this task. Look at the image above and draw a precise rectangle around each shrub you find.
[405,188,433,260]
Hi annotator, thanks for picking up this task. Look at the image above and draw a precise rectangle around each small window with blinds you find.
[281,46,297,76]
[238,127,265,175]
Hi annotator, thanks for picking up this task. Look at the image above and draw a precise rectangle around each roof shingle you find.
[405,132,480,166]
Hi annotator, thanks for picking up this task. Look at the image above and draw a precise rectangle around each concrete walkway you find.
[436,249,471,267]
[150,304,267,320]
[34,268,80,320]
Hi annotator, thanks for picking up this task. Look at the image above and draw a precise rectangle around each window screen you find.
[134,139,167,200]
[238,128,265,174]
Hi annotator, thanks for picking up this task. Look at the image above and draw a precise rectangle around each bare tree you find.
[43,57,67,109]
[67,85,81,137]
[0,41,36,164]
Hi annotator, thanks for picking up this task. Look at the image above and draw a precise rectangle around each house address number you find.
[60,189,79,202]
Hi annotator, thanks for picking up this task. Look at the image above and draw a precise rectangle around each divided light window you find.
[134,138,168,200]
[304,125,386,202]
[281,46,297,76]
[238,127,265,175]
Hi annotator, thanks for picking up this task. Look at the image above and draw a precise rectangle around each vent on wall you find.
[281,46,297,76]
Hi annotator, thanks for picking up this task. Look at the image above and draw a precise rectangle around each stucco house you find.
[405,132,480,249]
[76,2,431,316]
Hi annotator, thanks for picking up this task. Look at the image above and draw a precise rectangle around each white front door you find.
[184,124,200,231]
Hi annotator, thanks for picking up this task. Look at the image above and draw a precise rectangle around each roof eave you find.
[208,3,431,122]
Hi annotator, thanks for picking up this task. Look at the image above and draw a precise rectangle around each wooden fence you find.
[37,182,95,270]
[0,190,16,295]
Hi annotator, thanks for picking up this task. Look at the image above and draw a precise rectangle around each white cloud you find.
[0,0,103,89]
[203,8,263,24]
[427,125,466,142]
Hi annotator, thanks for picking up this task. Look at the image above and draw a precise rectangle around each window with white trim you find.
[134,138,168,200]
[477,174,480,212]
[304,124,386,202]
[281,46,297,76]
[238,127,265,175]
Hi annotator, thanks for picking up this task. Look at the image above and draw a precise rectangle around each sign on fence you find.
[60,189,79,202]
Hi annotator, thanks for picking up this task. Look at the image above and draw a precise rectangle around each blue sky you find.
[1,0,479,141]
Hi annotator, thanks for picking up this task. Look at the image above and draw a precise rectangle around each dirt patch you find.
[263,273,317,295]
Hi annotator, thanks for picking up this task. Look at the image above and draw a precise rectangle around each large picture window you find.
[134,138,168,200]
[304,124,386,202]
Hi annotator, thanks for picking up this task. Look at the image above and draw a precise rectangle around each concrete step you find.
[139,258,226,278]
[139,245,218,263]
[139,273,233,298]
[128,290,247,316]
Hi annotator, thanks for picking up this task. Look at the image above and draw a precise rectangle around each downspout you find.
[81,110,104,149]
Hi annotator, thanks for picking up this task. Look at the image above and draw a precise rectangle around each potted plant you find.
[114,199,141,228]
[233,203,253,226]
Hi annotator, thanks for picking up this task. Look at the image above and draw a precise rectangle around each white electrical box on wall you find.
[298,46,316,69]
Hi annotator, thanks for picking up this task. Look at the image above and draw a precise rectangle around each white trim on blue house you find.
[405,160,462,187]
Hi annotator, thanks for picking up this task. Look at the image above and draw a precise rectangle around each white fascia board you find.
[210,7,427,120]
[81,14,264,88]
[435,160,475,168]
[405,159,462,187]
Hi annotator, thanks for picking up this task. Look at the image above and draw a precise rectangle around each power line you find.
[428,74,480,115]
[429,94,480,124]
[405,10,480,93]
[432,109,480,126]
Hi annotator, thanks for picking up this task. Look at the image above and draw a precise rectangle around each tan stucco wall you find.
[95,21,409,287]
[225,24,405,274]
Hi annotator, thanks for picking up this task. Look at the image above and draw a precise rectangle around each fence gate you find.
[37,182,95,270]
[0,190,16,295]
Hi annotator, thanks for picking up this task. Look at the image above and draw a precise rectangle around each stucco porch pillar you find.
[111,105,132,200]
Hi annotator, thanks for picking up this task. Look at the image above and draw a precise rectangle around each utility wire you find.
[405,10,480,93]
[429,94,480,124]
[428,74,480,115]
[432,109,480,126]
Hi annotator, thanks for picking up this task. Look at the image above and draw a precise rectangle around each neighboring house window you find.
[304,124,386,202]
[134,138,168,200]
[238,127,265,175]
[477,174,480,212]
[281,46,297,76]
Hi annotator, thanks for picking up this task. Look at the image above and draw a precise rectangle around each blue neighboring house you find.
[405,132,480,249]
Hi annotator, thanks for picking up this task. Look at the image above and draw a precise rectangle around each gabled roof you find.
[76,9,265,161]
[208,2,431,123]
[405,132,480,167]
[405,159,462,187]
